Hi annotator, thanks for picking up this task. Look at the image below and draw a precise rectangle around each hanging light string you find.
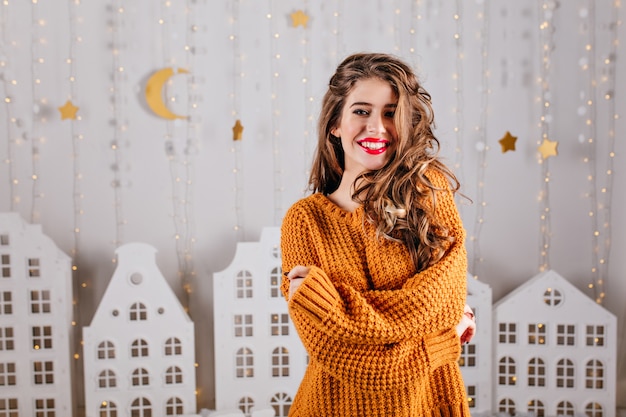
[268,1,284,226]
[300,0,314,196]
[537,0,557,272]
[408,0,420,68]
[333,0,345,62]
[452,0,466,206]
[159,0,200,310]
[29,0,45,224]
[469,0,490,279]
[229,0,245,240]
[109,1,128,253]
[1,1,19,212]
[392,1,402,53]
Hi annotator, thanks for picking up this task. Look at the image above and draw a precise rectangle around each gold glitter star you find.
[498,131,517,153]
[58,100,79,120]
[538,138,558,159]
[232,119,244,141]
[290,10,309,28]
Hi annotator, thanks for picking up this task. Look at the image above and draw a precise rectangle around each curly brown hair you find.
[309,52,461,272]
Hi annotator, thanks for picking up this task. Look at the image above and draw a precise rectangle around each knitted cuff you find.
[423,327,461,371]
[290,266,340,322]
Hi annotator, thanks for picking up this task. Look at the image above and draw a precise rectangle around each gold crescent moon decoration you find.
[145,67,189,120]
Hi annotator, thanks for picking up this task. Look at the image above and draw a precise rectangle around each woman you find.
[281,52,475,416]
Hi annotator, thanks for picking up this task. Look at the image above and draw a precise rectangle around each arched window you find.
[235,270,253,299]
[164,337,182,356]
[129,303,147,321]
[131,368,150,386]
[528,399,545,417]
[130,397,151,417]
[270,392,293,417]
[585,402,604,417]
[270,267,281,298]
[238,396,255,417]
[528,357,546,387]
[498,398,516,415]
[498,357,516,385]
[98,369,117,389]
[130,339,149,358]
[97,341,116,359]
[235,347,254,378]
[165,366,183,385]
[272,346,290,377]
[99,400,117,417]
[585,359,604,389]
[556,400,575,416]
[556,358,575,388]
[165,397,183,416]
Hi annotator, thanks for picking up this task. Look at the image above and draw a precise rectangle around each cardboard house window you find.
[97,341,116,359]
[586,325,605,346]
[235,347,254,378]
[98,369,117,388]
[129,303,147,321]
[0,292,12,315]
[498,398,515,414]
[270,392,292,417]
[0,235,9,245]
[585,359,605,389]
[30,290,51,314]
[165,366,183,385]
[164,337,182,355]
[556,358,575,388]
[528,323,547,345]
[236,270,253,299]
[1,254,10,278]
[271,346,290,377]
[34,399,55,415]
[270,267,281,298]
[239,396,255,416]
[27,258,41,278]
[586,402,604,417]
[33,361,54,384]
[557,324,576,346]
[270,313,289,336]
[556,401,575,415]
[0,362,17,385]
[465,385,476,409]
[498,356,516,385]
[528,399,545,416]
[130,397,151,415]
[543,287,563,306]
[166,397,183,415]
[0,327,15,351]
[131,339,149,357]
[32,325,53,350]
[234,314,253,337]
[459,343,476,367]
[528,357,546,387]
[131,368,150,386]
[99,401,117,416]
[498,322,517,344]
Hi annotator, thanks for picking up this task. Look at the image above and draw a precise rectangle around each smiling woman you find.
[280,52,475,417]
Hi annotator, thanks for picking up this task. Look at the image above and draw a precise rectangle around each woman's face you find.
[331,77,398,177]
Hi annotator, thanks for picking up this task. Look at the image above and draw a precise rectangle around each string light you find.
[29,0,46,223]
[470,0,491,279]
[159,0,202,310]
[230,0,245,239]
[536,0,557,272]
[1,1,20,211]
[109,0,128,252]
[268,2,284,226]
[299,1,314,195]
[452,1,465,200]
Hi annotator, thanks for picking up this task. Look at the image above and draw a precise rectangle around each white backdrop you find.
[0,0,624,412]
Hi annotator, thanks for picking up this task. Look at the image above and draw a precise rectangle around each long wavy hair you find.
[309,52,461,272]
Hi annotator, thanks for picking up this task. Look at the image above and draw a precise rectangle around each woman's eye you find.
[385,111,395,118]
[353,109,368,116]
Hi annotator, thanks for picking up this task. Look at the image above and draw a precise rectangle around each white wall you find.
[0,0,624,412]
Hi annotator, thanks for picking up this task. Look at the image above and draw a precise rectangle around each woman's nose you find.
[367,114,387,134]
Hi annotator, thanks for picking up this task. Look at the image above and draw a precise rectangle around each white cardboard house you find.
[82,242,197,417]
[213,227,306,417]
[493,269,617,417]
[0,212,74,417]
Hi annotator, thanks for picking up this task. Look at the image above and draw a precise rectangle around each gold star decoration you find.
[290,10,309,28]
[498,131,517,153]
[232,119,244,141]
[538,138,558,159]
[58,100,79,120]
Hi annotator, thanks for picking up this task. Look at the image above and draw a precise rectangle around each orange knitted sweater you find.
[280,170,470,416]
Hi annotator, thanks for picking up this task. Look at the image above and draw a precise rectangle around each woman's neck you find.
[328,172,362,212]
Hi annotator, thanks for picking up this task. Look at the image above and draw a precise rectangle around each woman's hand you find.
[285,265,310,301]
[456,304,476,345]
